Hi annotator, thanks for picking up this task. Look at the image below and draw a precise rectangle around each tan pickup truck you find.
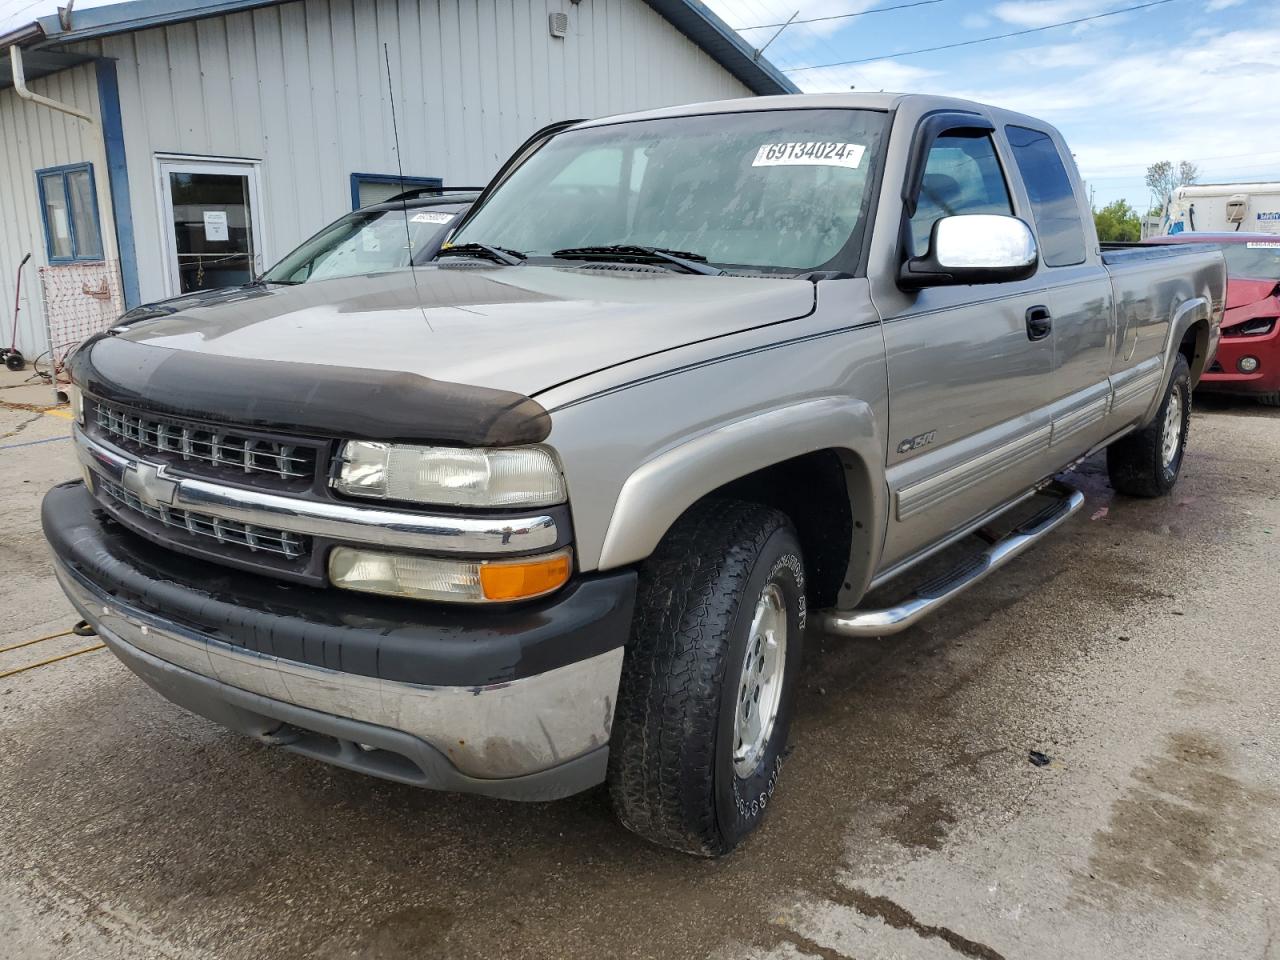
[48,93,1223,857]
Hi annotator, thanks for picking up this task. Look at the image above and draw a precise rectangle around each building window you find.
[36,163,104,262]
[350,172,443,209]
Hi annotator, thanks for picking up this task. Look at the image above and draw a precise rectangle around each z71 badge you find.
[897,430,936,455]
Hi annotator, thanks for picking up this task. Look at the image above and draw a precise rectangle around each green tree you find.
[1144,160,1199,211]
[1093,199,1141,242]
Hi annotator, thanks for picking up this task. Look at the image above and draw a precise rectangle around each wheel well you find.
[1179,319,1210,384]
[704,449,856,608]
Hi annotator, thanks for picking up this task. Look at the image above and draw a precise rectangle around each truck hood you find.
[117,265,815,398]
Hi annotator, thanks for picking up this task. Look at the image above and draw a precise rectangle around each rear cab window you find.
[908,134,1013,256]
[1005,125,1087,267]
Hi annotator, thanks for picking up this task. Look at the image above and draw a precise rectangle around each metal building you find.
[0,0,794,365]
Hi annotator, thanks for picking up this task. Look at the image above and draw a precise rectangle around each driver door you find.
[874,125,1054,572]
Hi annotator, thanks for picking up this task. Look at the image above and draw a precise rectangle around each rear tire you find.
[607,499,806,857]
[1107,353,1191,497]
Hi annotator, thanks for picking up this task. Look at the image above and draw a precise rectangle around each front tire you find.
[1107,353,1192,497]
[1258,392,1280,408]
[607,499,806,857]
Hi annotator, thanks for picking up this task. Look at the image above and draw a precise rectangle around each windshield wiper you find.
[436,242,527,266]
[551,245,724,276]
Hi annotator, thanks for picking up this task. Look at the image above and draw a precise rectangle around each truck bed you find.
[1100,242,1219,266]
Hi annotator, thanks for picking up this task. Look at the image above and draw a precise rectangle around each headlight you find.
[329,546,572,603]
[68,384,85,425]
[334,441,566,508]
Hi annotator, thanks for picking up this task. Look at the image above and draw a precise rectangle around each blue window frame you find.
[350,172,443,209]
[36,162,105,263]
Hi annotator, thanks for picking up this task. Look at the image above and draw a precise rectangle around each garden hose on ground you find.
[0,621,104,678]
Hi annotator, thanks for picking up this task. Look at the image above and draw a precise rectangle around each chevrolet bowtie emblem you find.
[121,461,178,510]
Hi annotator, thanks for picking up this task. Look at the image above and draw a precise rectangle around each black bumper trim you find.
[43,481,635,687]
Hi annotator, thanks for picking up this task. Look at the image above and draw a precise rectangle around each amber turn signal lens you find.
[480,552,572,601]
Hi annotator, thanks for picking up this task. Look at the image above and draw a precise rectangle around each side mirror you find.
[898,214,1039,290]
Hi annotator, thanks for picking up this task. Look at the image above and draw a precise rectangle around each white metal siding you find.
[87,0,753,305]
[0,65,115,361]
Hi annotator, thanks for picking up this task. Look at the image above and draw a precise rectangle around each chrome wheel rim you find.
[1162,388,1183,468]
[732,582,788,779]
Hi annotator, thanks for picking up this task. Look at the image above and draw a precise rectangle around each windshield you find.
[262,207,458,283]
[450,109,888,274]
[1222,241,1280,280]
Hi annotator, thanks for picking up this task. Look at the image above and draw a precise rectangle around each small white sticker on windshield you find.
[1246,241,1280,248]
[752,142,866,169]
[411,211,454,224]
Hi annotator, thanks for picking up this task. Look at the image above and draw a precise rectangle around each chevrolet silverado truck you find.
[46,93,1224,857]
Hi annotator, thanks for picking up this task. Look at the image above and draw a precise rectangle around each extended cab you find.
[46,94,1224,857]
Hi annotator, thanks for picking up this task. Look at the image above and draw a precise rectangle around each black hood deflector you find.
[69,334,551,446]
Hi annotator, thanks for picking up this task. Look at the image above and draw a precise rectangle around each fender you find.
[1141,293,1214,425]
[596,397,887,600]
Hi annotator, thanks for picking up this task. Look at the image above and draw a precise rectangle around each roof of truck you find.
[573,92,1057,132]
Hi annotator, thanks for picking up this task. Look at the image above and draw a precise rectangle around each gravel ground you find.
[1,372,1276,960]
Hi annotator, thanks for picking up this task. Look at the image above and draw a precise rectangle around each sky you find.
[703,0,1280,211]
[3,0,1277,211]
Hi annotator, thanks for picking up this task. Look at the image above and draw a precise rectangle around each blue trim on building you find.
[34,161,105,263]
[23,0,796,96]
[96,58,141,309]
[349,172,443,209]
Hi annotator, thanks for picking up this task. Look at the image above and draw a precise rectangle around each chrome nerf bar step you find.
[817,481,1086,638]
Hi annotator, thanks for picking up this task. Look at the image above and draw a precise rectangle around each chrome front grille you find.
[93,401,317,483]
[99,475,309,560]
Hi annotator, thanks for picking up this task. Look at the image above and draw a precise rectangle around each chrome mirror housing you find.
[899,214,1039,289]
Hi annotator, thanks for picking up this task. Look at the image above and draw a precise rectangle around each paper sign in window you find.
[203,210,229,242]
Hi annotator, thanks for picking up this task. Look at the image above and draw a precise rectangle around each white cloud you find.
[709,0,1280,207]
[797,59,940,93]
[990,0,1124,28]
[943,20,1280,204]
[1000,42,1105,69]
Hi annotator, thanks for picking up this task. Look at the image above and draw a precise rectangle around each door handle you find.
[1026,305,1052,341]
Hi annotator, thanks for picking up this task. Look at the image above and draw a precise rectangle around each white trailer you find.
[1163,182,1280,235]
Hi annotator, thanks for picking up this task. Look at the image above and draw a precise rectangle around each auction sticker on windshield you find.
[752,142,865,169]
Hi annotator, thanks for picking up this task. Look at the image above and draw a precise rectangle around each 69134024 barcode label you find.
[751,142,866,169]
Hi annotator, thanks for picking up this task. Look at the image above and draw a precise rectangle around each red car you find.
[1143,232,1280,405]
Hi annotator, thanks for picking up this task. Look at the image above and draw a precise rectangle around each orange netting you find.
[38,261,124,381]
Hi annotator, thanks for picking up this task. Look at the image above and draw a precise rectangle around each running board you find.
[816,482,1086,638]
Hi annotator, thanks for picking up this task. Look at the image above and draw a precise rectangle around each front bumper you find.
[44,481,636,800]
[1199,320,1280,395]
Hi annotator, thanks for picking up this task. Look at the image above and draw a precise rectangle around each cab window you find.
[1005,125,1086,267]
[909,134,1013,256]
